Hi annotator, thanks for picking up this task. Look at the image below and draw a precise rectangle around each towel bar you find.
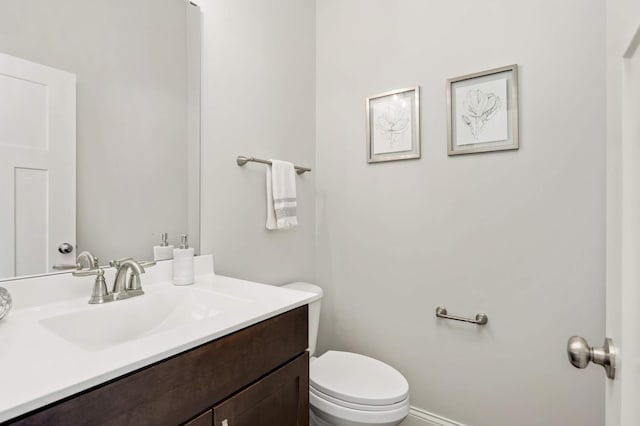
[435,306,488,325]
[236,156,311,175]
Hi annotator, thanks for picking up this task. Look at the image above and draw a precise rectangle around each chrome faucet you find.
[76,251,99,269]
[110,258,147,300]
[73,257,155,304]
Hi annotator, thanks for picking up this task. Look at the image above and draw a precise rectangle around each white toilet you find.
[283,282,410,426]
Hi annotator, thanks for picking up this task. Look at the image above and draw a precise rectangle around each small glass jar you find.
[0,287,12,320]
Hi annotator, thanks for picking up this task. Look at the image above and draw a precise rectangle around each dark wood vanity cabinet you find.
[9,305,309,426]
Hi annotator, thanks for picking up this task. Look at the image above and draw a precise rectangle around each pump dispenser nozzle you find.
[179,234,189,249]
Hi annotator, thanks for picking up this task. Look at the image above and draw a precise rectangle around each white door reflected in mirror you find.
[0,53,76,279]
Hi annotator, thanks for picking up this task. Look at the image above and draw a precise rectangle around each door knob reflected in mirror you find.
[58,242,74,254]
[567,336,616,380]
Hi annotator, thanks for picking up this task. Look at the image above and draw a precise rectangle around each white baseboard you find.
[401,406,467,426]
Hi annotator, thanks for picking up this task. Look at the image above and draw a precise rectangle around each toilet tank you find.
[282,282,322,356]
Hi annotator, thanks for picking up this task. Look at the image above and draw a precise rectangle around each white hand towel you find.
[266,160,298,230]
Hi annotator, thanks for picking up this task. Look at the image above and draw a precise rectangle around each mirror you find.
[0,0,201,280]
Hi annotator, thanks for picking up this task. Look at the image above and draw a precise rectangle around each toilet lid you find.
[310,351,409,406]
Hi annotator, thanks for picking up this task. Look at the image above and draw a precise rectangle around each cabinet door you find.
[183,410,212,426]
[213,353,309,426]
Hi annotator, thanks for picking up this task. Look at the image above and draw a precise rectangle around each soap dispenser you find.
[172,234,194,286]
[153,232,174,261]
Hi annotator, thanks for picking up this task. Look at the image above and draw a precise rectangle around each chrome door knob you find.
[58,242,74,254]
[567,336,616,380]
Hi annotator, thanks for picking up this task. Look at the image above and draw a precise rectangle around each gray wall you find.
[0,0,192,264]
[199,0,316,283]
[199,1,606,424]
[315,1,606,425]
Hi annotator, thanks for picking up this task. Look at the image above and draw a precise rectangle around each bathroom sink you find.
[39,287,250,351]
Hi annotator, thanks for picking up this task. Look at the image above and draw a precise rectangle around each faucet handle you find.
[53,263,81,271]
[54,250,99,271]
[72,268,102,277]
[72,268,113,304]
[139,260,157,269]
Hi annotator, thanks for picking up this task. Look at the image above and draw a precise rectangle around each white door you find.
[610,25,640,426]
[567,20,640,426]
[0,53,76,279]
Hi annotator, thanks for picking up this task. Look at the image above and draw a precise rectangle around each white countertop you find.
[0,255,318,422]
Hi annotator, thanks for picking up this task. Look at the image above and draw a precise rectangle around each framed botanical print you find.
[447,65,519,155]
[366,86,420,163]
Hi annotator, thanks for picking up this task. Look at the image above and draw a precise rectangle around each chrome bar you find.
[236,155,311,175]
[435,306,488,325]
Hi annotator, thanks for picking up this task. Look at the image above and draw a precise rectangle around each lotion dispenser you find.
[173,234,194,286]
[153,232,174,261]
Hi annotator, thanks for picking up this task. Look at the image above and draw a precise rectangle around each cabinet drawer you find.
[10,305,308,426]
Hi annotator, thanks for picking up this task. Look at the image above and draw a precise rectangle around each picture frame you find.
[447,64,519,156]
[366,86,420,163]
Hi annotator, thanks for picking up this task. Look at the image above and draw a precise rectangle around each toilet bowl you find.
[282,282,409,426]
